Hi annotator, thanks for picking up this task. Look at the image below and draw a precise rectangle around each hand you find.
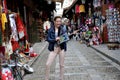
[56,37,60,41]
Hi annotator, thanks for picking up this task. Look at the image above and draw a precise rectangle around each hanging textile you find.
[5,37,13,56]
[9,14,19,41]
[108,3,114,10]
[88,7,91,17]
[97,0,101,7]
[2,0,8,13]
[93,0,98,8]
[11,38,20,51]
[1,13,7,31]
[75,5,79,13]
[0,5,2,16]
[16,14,27,39]
[85,18,92,25]
[93,0,101,8]
[79,5,85,13]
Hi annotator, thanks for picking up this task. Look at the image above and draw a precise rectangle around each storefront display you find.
[106,7,120,49]
[0,1,35,79]
[106,8,120,43]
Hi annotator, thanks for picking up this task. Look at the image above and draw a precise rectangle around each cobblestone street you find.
[24,41,120,80]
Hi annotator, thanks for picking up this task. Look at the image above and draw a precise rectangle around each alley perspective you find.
[24,40,120,80]
[1,0,120,80]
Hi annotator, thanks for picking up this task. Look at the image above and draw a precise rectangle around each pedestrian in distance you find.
[45,16,68,80]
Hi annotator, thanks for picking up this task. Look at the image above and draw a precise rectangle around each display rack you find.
[106,8,120,49]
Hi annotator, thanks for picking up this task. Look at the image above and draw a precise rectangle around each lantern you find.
[79,5,85,13]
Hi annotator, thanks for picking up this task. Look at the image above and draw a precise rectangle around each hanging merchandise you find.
[16,14,26,39]
[2,0,8,13]
[106,8,120,43]
[11,37,20,51]
[93,0,101,8]
[79,4,85,13]
[5,36,13,57]
[108,3,114,10]
[92,33,99,45]
[9,14,19,41]
[85,18,93,25]
[98,0,101,7]
[88,3,92,17]
[75,5,79,13]
[0,46,5,56]
[1,13,7,32]
[106,0,109,4]
[93,0,98,8]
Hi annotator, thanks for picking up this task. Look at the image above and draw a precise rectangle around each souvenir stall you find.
[0,0,34,80]
[86,0,103,45]
[106,7,120,49]
[101,0,120,45]
[75,3,87,41]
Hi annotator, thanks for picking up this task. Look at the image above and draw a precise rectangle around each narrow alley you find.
[24,40,120,80]
[0,0,120,80]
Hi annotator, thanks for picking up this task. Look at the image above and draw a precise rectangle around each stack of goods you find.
[106,8,120,49]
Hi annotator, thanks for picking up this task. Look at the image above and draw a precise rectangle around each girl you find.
[45,16,67,80]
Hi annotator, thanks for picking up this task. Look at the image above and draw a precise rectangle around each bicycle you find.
[1,49,34,80]
[10,49,34,80]
[10,49,24,80]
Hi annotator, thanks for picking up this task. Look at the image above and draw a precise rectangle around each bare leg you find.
[45,47,59,80]
[59,50,65,80]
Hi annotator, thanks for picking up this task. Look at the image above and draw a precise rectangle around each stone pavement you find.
[24,40,120,80]
[29,41,120,66]
[27,41,48,66]
[29,41,120,67]
[90,44,120,65]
